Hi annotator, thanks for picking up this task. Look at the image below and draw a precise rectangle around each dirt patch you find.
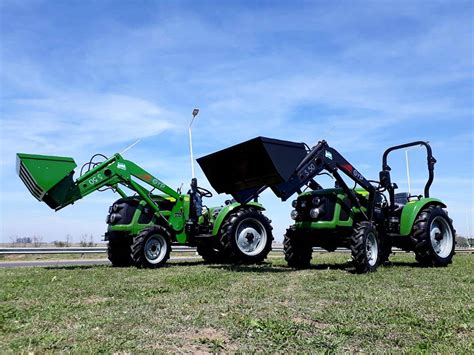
[171,327,237,353]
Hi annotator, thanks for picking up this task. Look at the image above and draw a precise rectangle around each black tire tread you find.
[410,205,455,267]
[219,207,273,264]
[131,225,171,268]
[107,238,133,267]
[283,227,312,269]
[350,221,379,273]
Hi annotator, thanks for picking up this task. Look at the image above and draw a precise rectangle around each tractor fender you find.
[211,201,265,236]
[399,198,447,236]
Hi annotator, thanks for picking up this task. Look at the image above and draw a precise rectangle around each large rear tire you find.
[131,226,171,268]
[411,205,455,267]
[220,207,273,264]
[283,227,312,269]
[107,238,133,267]
[350,222,381,273]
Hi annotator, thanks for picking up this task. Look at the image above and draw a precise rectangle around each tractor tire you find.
[350,222,381,273]
[219,207,273,264]
[107,238,133,267]
[131,226,171,268]
[196,245,228,263]
[411,205,455,267]
[283,227,312,269]
[378,233,392,265]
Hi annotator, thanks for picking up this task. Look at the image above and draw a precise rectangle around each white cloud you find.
[1,92,176,167]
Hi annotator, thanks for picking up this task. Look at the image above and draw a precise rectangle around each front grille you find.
[18,162,45,200]
[296,194,336,222]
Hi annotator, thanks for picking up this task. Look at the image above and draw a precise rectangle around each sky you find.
[0,0,473,243]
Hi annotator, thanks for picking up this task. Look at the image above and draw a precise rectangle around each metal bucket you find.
[197,136,307,202]
[16,153,78,209]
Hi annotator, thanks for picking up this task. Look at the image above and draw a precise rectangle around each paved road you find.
[0,256,202,268]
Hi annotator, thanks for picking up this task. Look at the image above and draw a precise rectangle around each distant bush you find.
[15,237,32,244]
[53,240,67,247]
[79,234,96,247]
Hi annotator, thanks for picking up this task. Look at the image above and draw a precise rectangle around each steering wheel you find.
[197,186,213,198]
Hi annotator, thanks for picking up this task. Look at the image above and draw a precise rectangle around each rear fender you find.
[399,198,446,236]
[211,202,265,236]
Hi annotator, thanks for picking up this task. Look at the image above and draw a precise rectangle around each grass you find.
[1,253,472,352]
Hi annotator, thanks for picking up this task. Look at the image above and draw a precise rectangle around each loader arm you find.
[17,153,180,212]
[272,140,377,218]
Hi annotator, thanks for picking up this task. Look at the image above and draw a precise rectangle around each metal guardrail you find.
[1,246,473,255]
[0,246,195,254]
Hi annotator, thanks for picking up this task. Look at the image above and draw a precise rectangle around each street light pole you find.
[189,108,199,179]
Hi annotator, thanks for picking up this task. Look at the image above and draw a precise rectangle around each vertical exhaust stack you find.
[16,153,78,210]
[197,136,308,203]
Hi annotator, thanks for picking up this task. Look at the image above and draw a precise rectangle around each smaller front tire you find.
[107,237,133,267]
[283,227,312,269]
[350,222,380,273]
[131,226,171,268]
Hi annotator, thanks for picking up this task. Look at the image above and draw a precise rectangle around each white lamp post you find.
[189,108,199,179]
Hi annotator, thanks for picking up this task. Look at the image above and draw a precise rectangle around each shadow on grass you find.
[306,262,355,272]
[43,264,109,270]
[381,261,425,268]
[208,262,292,273]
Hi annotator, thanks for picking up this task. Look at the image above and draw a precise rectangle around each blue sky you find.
[1,0,473,243]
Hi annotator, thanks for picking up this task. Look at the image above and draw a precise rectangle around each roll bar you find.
[382,141,436,198]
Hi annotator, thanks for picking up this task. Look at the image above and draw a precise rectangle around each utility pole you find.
[189,108,199,179]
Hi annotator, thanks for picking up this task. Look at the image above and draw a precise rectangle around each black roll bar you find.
[382,141,436,198]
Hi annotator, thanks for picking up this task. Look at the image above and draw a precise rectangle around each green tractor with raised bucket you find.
[16,152,273,267]
[198,137,456,273]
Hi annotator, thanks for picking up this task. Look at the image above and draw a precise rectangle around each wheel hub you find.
[235,218,268,256]
[430,216,453,258]
[245,232,255,243]
[366,232,378,266]
[144,235,167,264]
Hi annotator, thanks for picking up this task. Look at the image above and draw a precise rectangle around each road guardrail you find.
[1,246,472,255]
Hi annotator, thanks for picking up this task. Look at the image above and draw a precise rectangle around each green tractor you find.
[198,137,456,273]
[16,152,273,267]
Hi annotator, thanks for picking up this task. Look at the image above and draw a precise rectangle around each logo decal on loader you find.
[117,163,126,170]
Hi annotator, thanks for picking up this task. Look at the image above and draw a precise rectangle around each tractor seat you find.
[395,192,410,205]
[393,192,410,212]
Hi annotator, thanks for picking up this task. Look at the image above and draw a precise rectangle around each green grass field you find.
[1,253,472,352]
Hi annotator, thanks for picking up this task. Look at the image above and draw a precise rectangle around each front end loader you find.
[198,137,455,273]
[16,152,273,268]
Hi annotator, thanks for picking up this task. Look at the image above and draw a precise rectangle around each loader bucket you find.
[197,136,307,203]
[16,153,78,209]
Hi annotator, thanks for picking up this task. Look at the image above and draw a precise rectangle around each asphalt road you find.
[0,256,202,268]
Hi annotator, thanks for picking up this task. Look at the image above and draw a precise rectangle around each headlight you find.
[312,196,321,205]
[290,210,299,220]
[291,200,297,208]
[112,203,122,212]
[109,213,121,224]
[310,208,320,219]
